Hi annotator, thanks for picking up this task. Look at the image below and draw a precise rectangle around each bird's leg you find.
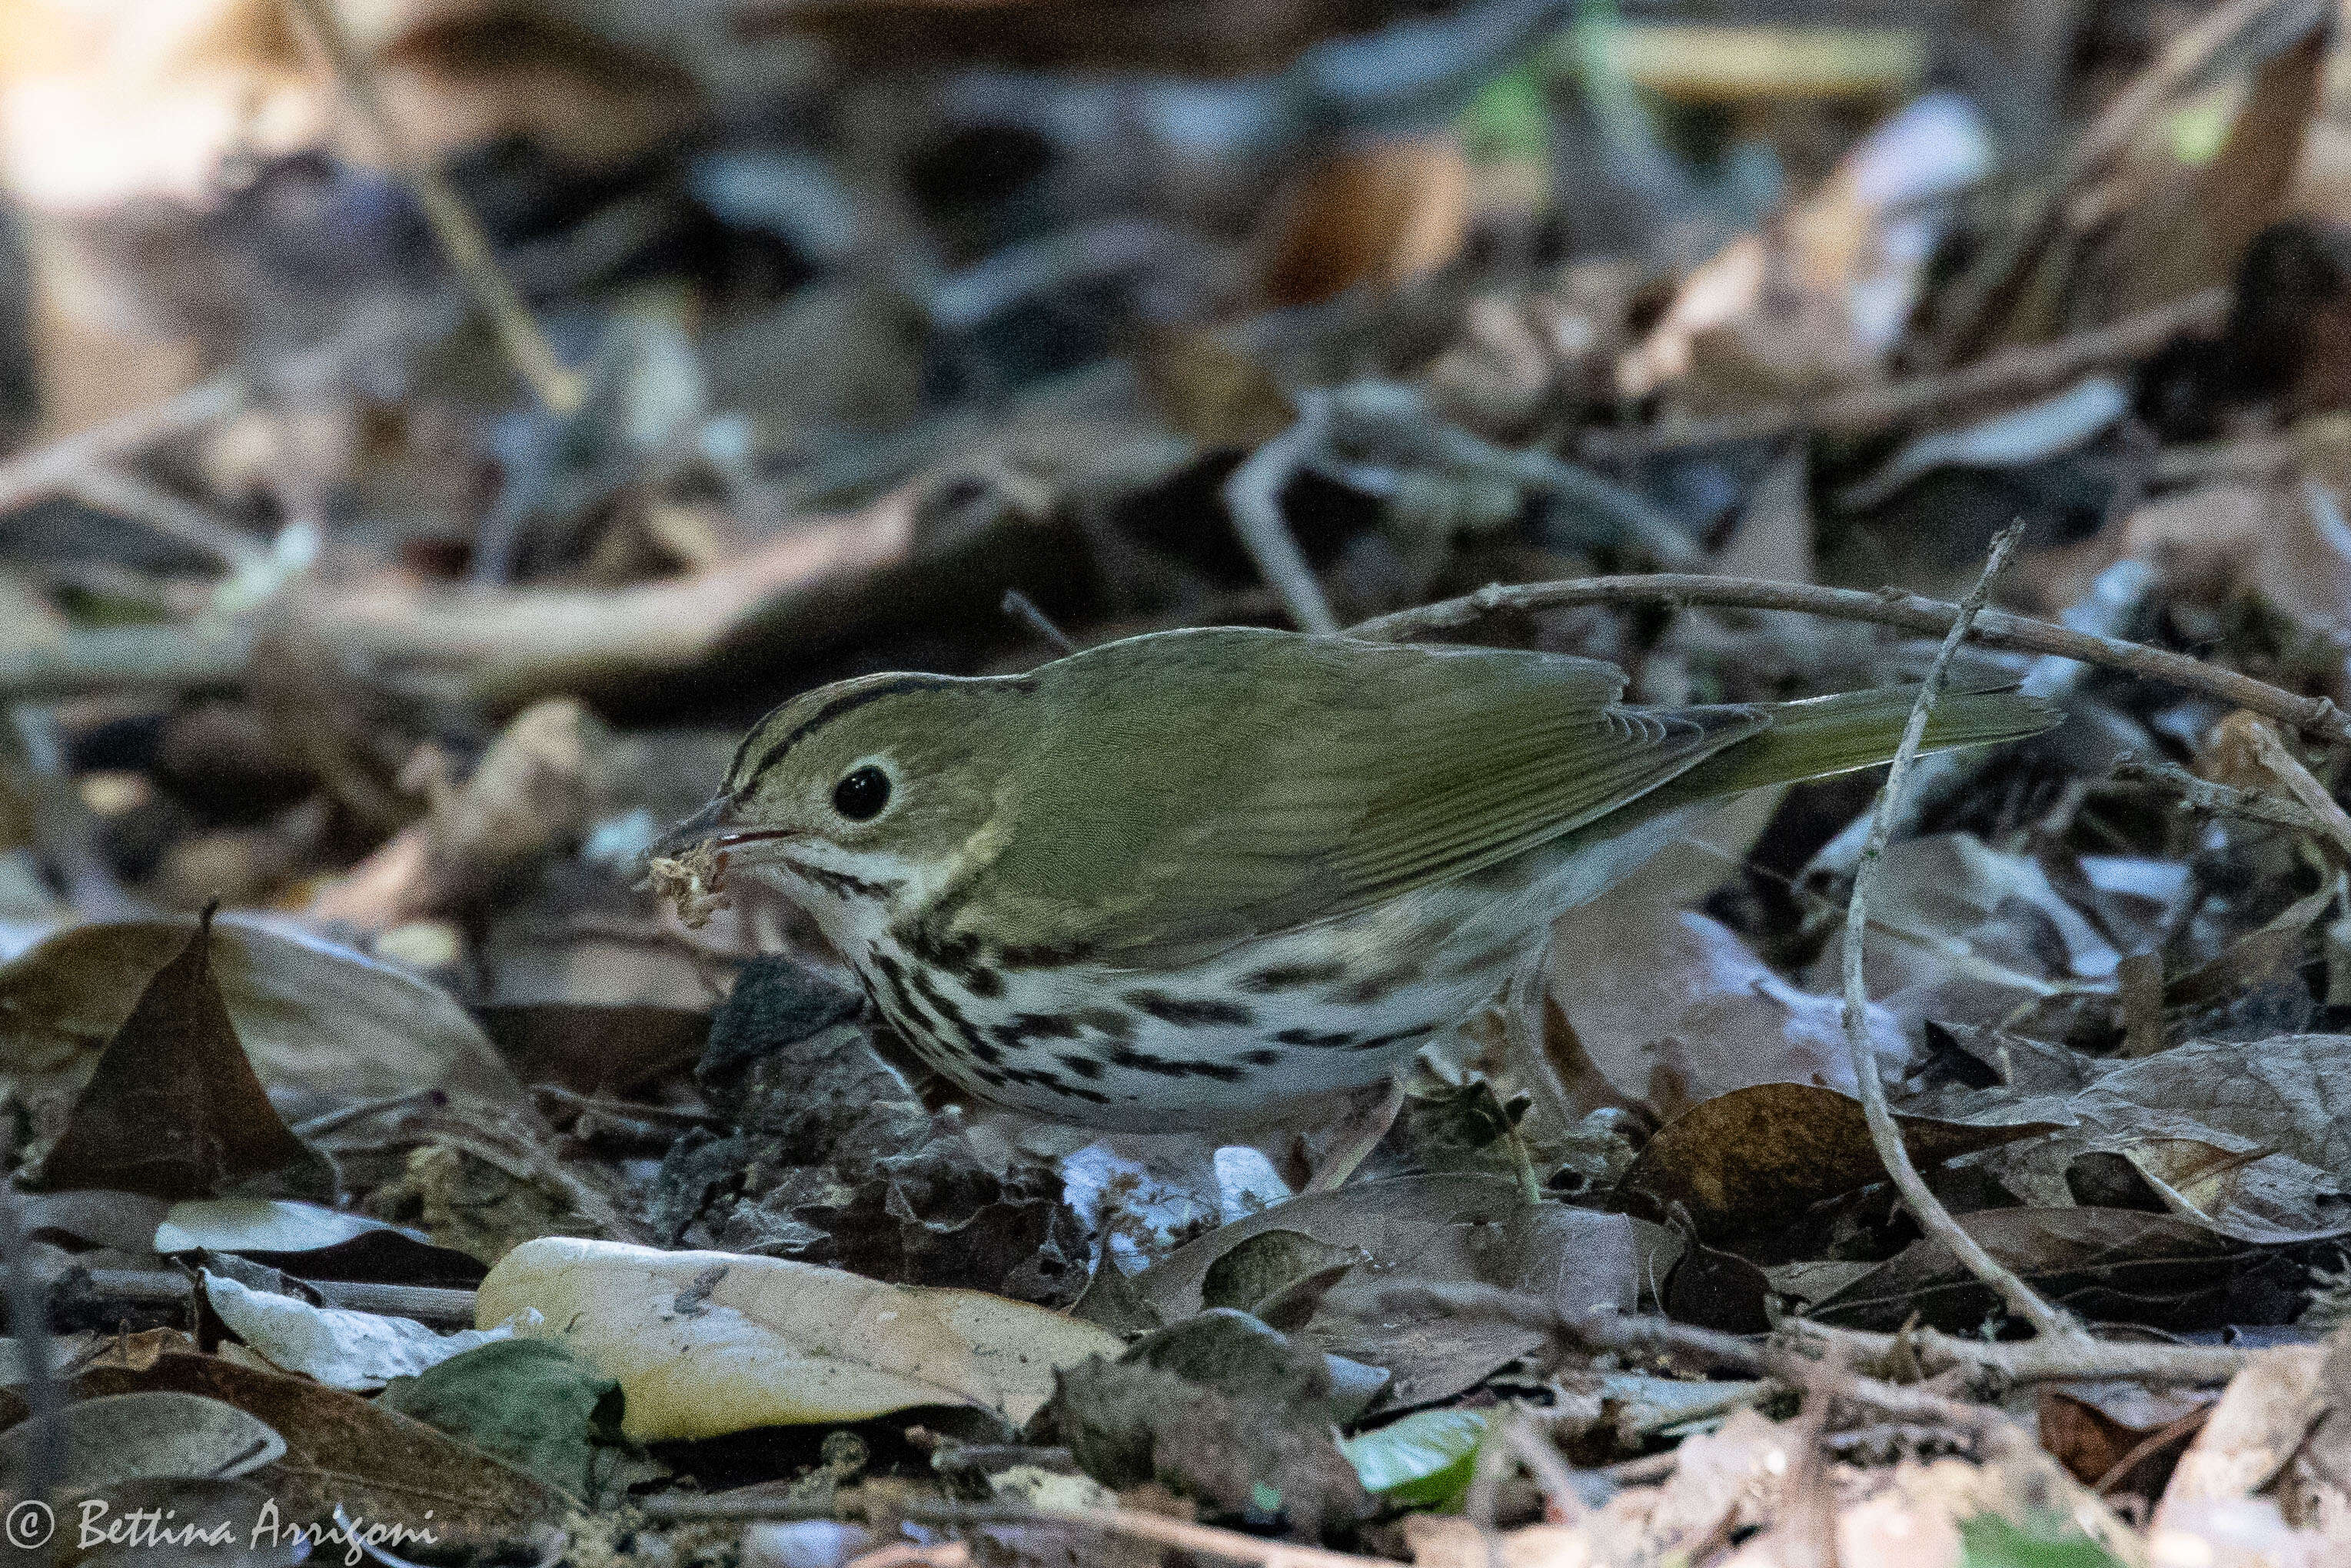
[1499,945,1563,1206]
[1300,1075,1408,1193]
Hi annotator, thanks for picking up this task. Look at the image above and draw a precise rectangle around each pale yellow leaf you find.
[475,1237,1120,1440]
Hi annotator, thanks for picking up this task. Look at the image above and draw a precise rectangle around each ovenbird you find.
[657,627,2055,1131]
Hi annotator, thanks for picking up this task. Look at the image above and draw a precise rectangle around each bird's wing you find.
[958,629,1764,965]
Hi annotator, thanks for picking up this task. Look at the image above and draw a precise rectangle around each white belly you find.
[846,811,1696,1130]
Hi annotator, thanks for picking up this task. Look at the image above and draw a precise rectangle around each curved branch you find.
[1347,573,2351,745]
[1838,524,2076,1339]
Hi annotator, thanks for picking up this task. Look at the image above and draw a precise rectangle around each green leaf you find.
[377,1339,626,1501]
[1960,1513,2125,1568]
[1340,1409,1490,1509]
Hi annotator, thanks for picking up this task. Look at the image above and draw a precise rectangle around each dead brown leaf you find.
[1811,1207,2243,1332]
[75,1349,565,1547]
[1618,1082,2063,1244]
[32,909,324,1199]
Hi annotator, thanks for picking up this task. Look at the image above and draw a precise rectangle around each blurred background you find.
[0,0,2342,1004]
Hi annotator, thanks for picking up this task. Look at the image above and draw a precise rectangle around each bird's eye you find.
[831,765,891,821]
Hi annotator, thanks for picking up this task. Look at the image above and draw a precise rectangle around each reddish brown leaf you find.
[34,909,321,1200]
[1618,1082,2063,1244]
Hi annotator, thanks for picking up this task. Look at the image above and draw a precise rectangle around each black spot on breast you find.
[1238,960,1348,993]
[867,948,926,1031]
[1107,1047,1245,1081]
[1057,1054,1106,1079]
[1122,990,1254,1027]
[1338,964,1427,1005]
[1243,1048,1283,1066]
[1445,938,1527,978]
[996,1012,1082,1047]
[1349,1022,1438,1051]
[998,1063,1109,1105]
[1073,1007,1136,1042]
[909,967,999,1063]
[1274,1026,1357,1048]
[999,940,1099,969]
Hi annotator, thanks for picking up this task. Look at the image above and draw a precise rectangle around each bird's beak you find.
[649,795,745,860]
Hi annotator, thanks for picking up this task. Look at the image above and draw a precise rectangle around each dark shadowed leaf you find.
[34,912,326,1200]
[1664,1238,1774,1334]
[1620,1082,2065,1243]
[1136,1175,1638,1406]
[1199,1229,1362,1331]
[2037,1382,2213,1494]
[1811,1208,2241,1332]
[0,914,524,1109]
[1120,1308,1387,1427]
[158,1198,487,1287]
[0,1391,284,1491]
[1050,1314,1381,1540]
[2121,1138,2351,1244]
[379,1339,627,1501]
[1960,1035,2351,1243]
[75,1351,566,1551]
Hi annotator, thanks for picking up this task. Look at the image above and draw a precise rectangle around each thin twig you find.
[2226,715,2351,862]
[1785,1321,2250,1387]
[1374,1284,1767,1372]
[1000,589,1078,656]
[2111,755,2335,835]
[0,378,245,517]
[1578,287,2229,458]
[1501,1420,1591,1523]
[281,0,583,415]
[64,467,267,573]
[1841,523,2073,1339]
[1346,573,2351,746]
[1376,1284,2255,1387]
[1222,394,1342,634]
[0,303,421,533]
[289,1088,444,1141]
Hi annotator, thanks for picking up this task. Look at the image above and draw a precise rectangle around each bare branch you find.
[1348,571,2351,746]
[1839,523,2075,1337]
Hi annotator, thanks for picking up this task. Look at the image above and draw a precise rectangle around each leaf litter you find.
[12,0,2351,1563]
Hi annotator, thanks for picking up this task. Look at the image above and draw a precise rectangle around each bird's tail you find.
[1601,680,2060,832]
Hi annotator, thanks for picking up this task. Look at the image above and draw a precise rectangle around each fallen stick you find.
[73,1269,477,1327]
[1378,1284,2256,1387]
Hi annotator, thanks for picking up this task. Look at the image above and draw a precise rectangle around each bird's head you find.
[654,672,1023,935]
